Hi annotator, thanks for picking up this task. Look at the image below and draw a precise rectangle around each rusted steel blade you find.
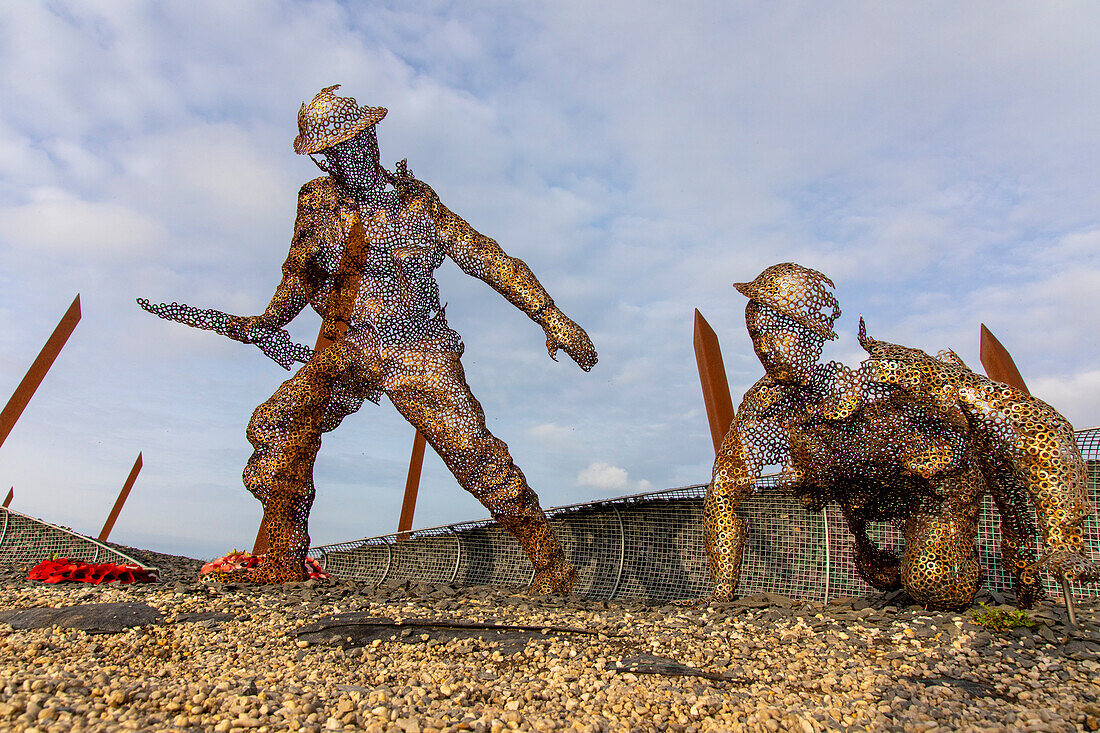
[98,452,143,542]
[979,324,1030,394]
[397,430,428,541]
[0,295,82,451]
[252,518,270,556]
[694,309,736,455]
[314,319,347,352]
[2,487,12,508]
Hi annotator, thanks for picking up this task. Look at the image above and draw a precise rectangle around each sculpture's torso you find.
[747,362,977,516]
[290,176,461,354]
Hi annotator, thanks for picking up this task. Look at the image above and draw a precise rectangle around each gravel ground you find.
[1,567,1099,733]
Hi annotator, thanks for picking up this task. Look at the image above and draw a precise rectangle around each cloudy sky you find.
[1,2,1098,560]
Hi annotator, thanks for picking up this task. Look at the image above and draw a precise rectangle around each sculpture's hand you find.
[540,307,597,371]
[1045,549,1100,584]
[225,315,275,344]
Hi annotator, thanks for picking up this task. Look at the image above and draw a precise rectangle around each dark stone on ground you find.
[0,601,162,633]
[104,542,204,583]
[615,653,745,683]
[295,613,595,654]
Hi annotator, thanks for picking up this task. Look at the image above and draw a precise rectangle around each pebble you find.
[0,554,1098,732]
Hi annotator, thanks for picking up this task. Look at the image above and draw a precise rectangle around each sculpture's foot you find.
[528,561,577,595]
[217,558,308,584]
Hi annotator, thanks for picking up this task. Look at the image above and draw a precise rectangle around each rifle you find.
[137,299,313,370]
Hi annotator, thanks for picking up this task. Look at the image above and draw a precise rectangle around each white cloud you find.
[1029,370,1100,431]
[0,188,165,257]
[576,462,629,491]
[576,462,652,494]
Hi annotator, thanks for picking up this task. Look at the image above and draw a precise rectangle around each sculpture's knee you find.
[243,400,320,502]
[246,394,287,450]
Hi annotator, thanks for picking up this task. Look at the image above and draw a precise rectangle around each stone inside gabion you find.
[149,87,597,592]
[706,262,1097,610]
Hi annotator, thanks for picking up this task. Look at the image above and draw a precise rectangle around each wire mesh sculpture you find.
[143,86,596,591]
[706,263,1098,610]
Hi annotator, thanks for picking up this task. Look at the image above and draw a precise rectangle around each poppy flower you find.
[26,558,156,584]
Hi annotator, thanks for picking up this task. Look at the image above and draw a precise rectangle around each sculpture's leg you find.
[840,503,901,591]
[385,351,575,594]
[234,344,361,583]
[703,448,754,600]
[901,490,983,610]
[988,480,1043,608]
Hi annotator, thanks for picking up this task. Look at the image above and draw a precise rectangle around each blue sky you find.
[1,2,1098,560]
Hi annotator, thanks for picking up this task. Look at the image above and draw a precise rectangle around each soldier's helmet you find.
[293,85,388,155]
[734,263,840,341]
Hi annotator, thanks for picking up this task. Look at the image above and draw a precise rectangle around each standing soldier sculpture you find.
[141,86,597,590]
[706,263,1097,610]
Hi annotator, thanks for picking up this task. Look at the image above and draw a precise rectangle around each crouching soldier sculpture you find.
[143,86,596,590]
[706,263,1097,610]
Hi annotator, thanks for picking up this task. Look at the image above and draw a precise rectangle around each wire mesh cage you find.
[312,427,1100,605]
[0,507,156,572]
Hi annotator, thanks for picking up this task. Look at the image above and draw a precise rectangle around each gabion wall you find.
[0,508,154,571]
[312,428,1100,604]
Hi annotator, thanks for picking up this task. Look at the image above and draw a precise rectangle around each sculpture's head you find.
[735,263,840,384]
[294,85,387,187]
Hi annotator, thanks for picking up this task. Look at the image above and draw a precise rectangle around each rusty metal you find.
[397,430,428,541]
[704,263,1098,610]
[252,519,270,556]
[98,453,143,542]
[138,299,312,370]
[693,309,736,455]
[250,318,346,555]
[149,87,595,592]
[979,324,1030,394]
[2,488,11,508]
[979,324,1081,626]
[1062,580,1079,626]
[0,295,81,451]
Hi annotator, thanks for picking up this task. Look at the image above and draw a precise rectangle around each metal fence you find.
[311,427,1100,605]
[0,507,155,572]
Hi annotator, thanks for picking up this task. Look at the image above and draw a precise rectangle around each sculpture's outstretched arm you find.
[432,196,597,371]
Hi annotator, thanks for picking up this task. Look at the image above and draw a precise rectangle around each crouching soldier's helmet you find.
[734,263,841,341]
[293,85,388,154]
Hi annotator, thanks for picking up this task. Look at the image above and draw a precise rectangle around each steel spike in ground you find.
[0,295,81,451]
[252,519,270,556]
[397,430,428,541]
[98,453,143,542]
[979,323,1030,394]
[693,309,735,454]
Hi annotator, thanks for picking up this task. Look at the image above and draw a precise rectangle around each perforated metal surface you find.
[142,86,596,590]
[0,507,156,572]
[313,428,1100,604]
